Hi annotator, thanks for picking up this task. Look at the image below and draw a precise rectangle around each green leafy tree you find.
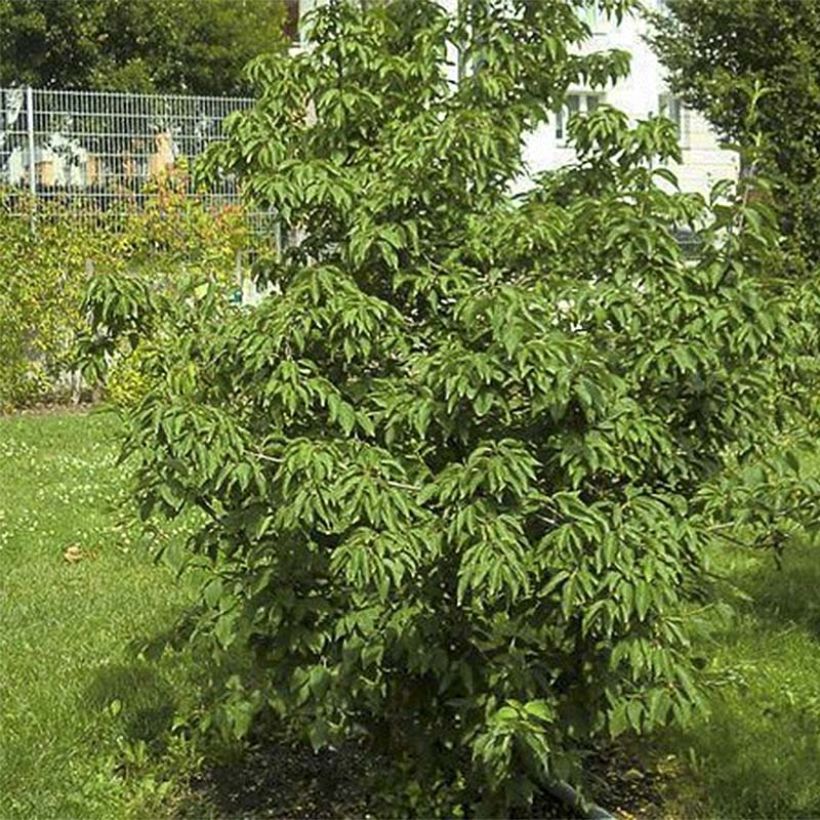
[82,0,816,812]
[648,0,820,265]
[0,0,295,95]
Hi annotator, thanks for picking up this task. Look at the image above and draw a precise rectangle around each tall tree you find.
[649,0,820,264]
[0,0,296,95]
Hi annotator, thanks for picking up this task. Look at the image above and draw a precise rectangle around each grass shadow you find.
[738,543,820,637]
[84,662,178,744]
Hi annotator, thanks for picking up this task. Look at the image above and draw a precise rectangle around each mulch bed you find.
[188,741,377,819]
[583,745,670,819]
[184,738,669,819]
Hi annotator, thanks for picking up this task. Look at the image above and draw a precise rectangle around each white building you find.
[296,0,738,197]
[521,3,738,195]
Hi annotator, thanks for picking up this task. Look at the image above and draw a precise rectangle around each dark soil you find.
[183,738,667,819]
[185,740,378,819]
[583,745,669,819]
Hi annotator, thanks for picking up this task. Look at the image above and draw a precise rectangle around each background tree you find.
[649,0,820,265]
[0,0,297,95]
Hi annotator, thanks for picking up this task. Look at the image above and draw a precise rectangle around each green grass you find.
[1,411,818,818]
[658,543,820,818]
[0,410,203,819]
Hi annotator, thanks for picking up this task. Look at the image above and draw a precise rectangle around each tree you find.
[648,0,820,264]
[0,0,296,95]
[82,0,814,813]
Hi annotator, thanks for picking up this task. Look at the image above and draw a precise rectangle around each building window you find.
[658,93,686,143]
[555,92,603,143]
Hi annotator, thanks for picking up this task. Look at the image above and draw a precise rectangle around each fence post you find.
[234,248,245,305]
[25,86,36,234]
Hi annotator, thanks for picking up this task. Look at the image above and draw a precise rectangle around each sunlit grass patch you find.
[0,411,202,818]
[661,543,820,818]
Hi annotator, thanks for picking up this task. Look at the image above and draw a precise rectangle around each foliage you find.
[649,0,820,552]
[0,200,103,409]
[0,0,293,95]
[648,0,820,265]
[0,180,251,410]
[82,0,817,813]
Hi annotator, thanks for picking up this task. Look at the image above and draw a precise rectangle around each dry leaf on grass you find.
[63,545,84,563]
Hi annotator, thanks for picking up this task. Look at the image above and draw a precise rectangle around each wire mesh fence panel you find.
[0,87,263,228]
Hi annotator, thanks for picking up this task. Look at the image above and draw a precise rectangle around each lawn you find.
[657,542,820,818]
[0,410,204,819]
[1,410,818,818]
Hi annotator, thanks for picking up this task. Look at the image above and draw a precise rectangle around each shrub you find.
[83,0,816,813]
[0,198,104,409]
[0,177,251,411]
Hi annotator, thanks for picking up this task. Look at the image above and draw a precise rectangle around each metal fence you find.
[0,86,256,219]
